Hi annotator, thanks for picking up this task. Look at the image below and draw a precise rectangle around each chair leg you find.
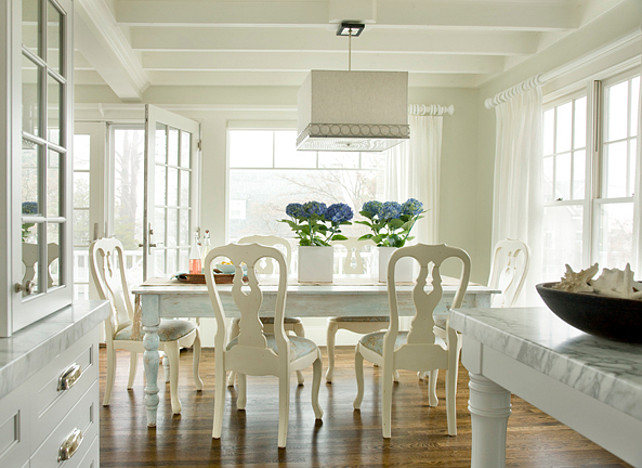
[446,327,460,436]
[193,332,204,391]
[277,372,290,448]
[325,321,339,383]
[293,324,305,386]
[162,351,170,383]
[103,344,116,406]
[165,342,182,414]
[429,369,439,407]
[127,352,137,389]
[353,347,364,410]
[226,320,241,387]
[237,374,247,410]
[212,358,225,439]
[382,361,394,439]
[311,356,323,419]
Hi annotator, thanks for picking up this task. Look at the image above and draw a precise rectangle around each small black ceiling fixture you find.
[336,22,365,37]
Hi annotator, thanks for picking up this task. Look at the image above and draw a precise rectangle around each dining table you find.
[132,276,498,427]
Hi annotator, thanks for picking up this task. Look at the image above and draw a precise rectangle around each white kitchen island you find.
[449,306,642,467]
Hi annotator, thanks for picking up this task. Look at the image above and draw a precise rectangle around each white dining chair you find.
[325,238,399,383]
[229,234,305,386]
[204,242,323,448]
[90,237,203,413]
[353,243,471,438]
[424,238,529,402]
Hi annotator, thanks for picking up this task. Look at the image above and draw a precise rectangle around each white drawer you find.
[72,435,99,468]
[0,385,29,468]
[30,328,99,448]
[30,381,99,468]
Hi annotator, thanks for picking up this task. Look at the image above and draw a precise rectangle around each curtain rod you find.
[484,75,543,109]
[408,104,454,116]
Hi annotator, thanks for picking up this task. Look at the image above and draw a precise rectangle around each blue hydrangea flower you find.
[285,202,306,219]
[362,200,383,218]
[303,201,327,218]
[402,198,423,216]
[381,201,402,221]
[326,203,354,224]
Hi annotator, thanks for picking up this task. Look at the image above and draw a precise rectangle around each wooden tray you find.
[174,273,235,284]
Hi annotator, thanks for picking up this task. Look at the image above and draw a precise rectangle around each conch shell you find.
[553,263,598,292]
[590,264,642,300]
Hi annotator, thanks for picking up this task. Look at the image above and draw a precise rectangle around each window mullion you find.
[586,80,602,266]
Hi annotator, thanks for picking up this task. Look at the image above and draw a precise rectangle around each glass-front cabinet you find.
[1,0,73,336]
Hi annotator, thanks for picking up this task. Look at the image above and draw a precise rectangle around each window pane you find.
[555,102,572,153]
[543,155,554,201]
[47,1,62,74]
[180,130,191,168]
[229,130,273,168]
[543,109,554,155]
[630,139,637,198]
[167,167,178,206]
[541,205,583,280]
[631,77,640,136]
[554,152,571,200]
[167,208,178,246]
[47,149,60,217]
[180,169,189,207]
[274,131,316,168]
[47,74,61,145]
[167,249,177,275]
[155,165,167,205]
[22,55,40,137]
[23,0,39,55]
[168,127,179,167]
[155,123,167,164]
[595,202,633,268]
[179,209,189,245]
[154,207,166,245]
[73,209,89,246]
[47,222,62,287]
[319,152,359,169]
[606,80,628,142]
[73,134,90,170]
[573,97,586,149]
[603,141,627,198]
[572,150,585,200]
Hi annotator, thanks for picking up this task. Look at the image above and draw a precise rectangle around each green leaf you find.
[331,234,348,241]
[388,218,404,229]
[359,210,374,219]
[358,234,373,240]
[354,220,372,227]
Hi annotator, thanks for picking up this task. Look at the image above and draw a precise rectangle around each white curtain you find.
[384,114,443,244]
[491,86,543,304]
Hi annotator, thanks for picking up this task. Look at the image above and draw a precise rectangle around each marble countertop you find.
[0,300,110,400]
[449,307,642,421]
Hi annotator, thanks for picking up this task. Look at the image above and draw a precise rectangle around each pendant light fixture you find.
[296,22,409,152]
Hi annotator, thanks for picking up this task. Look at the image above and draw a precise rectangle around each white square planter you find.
[378,247,415,283]
[298,246,334,283]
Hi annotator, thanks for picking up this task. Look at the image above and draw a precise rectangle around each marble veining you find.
[449,307,642,421]
[0,300,110,399]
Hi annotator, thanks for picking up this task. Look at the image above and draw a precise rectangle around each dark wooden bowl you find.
[536,282,642,343]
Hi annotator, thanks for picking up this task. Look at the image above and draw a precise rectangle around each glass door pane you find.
[143,105,199,279]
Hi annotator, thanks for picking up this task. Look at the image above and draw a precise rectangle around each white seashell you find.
[590,264,642,300]
[553,263,598,293]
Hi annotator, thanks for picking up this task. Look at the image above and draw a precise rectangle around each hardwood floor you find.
[99,347,631,467]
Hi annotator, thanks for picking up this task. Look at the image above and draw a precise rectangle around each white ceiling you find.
[74,0,626,101]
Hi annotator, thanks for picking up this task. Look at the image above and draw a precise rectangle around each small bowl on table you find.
[215,263,236,274]
[536,282,642,343]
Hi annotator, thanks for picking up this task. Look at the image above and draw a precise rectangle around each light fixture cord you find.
[348,27,352,71]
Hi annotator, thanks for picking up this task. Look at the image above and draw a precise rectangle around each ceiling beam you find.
[129,27,537,56]
[116,0,577,30]
[75,0,149,101]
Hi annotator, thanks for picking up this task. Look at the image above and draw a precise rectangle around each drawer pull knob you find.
[57,363,82,391]
[57,428,83,461]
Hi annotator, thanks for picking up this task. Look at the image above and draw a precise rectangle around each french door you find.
[143,105,200,279]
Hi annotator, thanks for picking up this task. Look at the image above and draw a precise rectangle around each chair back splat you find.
[488,238,529,307]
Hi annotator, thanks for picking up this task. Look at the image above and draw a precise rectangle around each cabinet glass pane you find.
[180,169,189,206]
[47,74,62,145]
[155,165,167,205]
[47,0,62,74]
[47,222,62,287]
[167,167,178,206]
[22,55,40,137]
[22,227,41,296]
[22,0,40,56]
[154,207,166,245]
[47,149,60,217]
[167,208,177,246]
[155,123,167,164]
[22,144,40,218]
[179,209,189,245]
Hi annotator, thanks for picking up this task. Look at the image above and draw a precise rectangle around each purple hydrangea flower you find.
[285,202,306,219]
[362,200,383,218]
[22,201,38,215]
[303,201,327,218]
[326,203,354,224]
[402,198,423,216]
[381,201,402,221]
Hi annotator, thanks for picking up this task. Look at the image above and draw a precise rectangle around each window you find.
[542,71,640,278]
[227,129,385,241]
